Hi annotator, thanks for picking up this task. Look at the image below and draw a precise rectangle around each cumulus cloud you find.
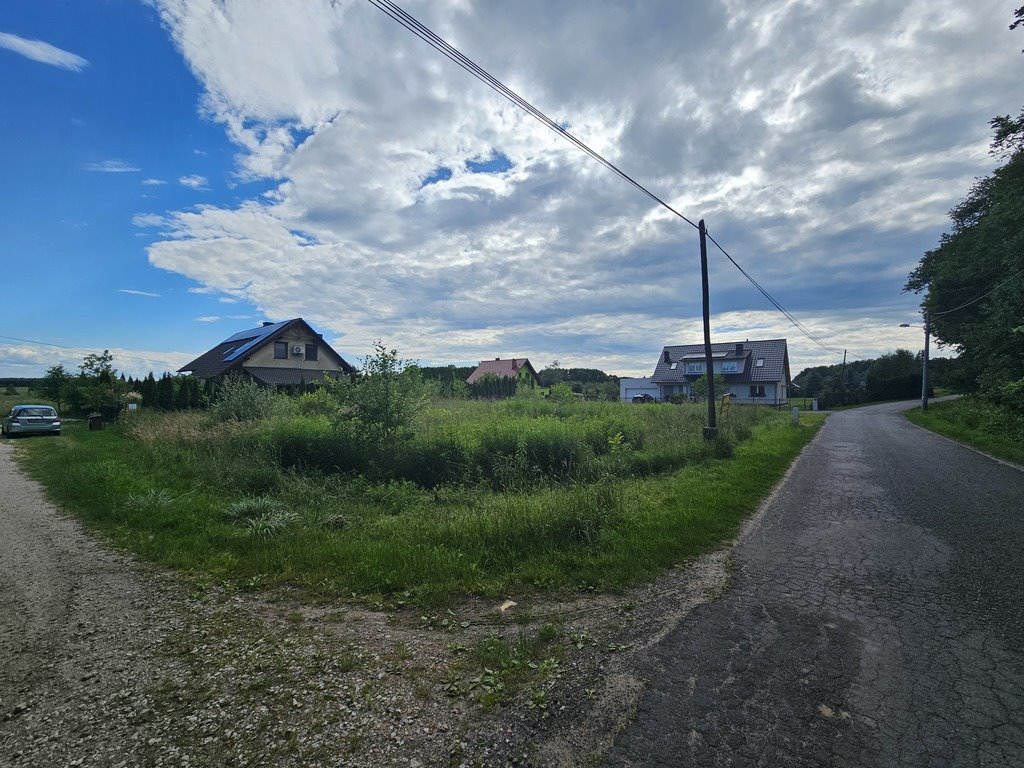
[84,160,140,173]
[143,0,1016,372]
[142,178,167,185]
[179,174,209,189]
[0,31,88,71]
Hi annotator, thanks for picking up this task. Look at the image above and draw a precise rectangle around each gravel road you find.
[606,400,1024,767]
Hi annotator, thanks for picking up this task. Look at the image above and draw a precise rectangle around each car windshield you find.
[17,407,56,417]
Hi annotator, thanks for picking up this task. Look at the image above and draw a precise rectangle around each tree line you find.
[904,7,1024,410]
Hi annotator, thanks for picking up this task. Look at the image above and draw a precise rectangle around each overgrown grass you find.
[13,400,824,603]
[905,397,1024,465]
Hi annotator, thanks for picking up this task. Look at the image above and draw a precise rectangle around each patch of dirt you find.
[0,438,754,766]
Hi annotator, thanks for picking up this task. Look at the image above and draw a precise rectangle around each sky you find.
[1,0,1021,379]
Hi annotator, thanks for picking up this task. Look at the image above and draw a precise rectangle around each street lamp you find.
[899,314,930,411]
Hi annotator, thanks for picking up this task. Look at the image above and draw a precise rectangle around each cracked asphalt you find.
[607,400,1024,768]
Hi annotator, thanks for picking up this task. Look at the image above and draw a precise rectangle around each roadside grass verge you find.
[905,398,1024,465]
[13,403,824,604]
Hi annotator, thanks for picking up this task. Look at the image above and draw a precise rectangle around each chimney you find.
[495,357,501,361]
[663,349,671,364]
[735,342,744,355]
[262,321,274,327]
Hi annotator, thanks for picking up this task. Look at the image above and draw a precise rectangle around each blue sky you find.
[1,1,1021,377]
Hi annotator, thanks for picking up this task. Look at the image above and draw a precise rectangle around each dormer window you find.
[721,360,739,373]
[686,362,705,374]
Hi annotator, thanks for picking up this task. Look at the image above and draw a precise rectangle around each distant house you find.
[650,339,791,404]
[466,358,540,387]
[619,376,660,402]
[179,318,355,387]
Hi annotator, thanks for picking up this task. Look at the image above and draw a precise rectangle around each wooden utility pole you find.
[840,349,847,406]
[699,219,717,439]
[921,313,930,411]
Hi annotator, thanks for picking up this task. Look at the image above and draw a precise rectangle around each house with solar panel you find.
[647,339,791,404]
[179,318,356,388]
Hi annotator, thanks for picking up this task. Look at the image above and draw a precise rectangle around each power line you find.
[366,0,697,231]
[703,231,862,359]
[366,0,860,361]
[930,265,1024,317]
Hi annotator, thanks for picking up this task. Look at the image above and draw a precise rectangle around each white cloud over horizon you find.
[0,31,89,71]
[138,0,1017,374]
[0,342,195,379]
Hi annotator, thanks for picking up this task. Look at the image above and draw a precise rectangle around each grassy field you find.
[905,397,1024,466]
[13,396,824,603]
[0,387,55,415]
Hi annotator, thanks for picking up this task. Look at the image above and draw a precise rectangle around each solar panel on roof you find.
[223,320,290,362]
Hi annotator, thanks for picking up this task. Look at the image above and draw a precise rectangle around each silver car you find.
[2,405,61,437]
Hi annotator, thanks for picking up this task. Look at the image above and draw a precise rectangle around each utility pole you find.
[699,219,717,439]
[921,313,930,411]
[840,349,847,406]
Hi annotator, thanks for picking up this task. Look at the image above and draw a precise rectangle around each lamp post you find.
[899,313,930,411]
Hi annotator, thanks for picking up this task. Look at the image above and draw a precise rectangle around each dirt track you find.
[0,438,190,765]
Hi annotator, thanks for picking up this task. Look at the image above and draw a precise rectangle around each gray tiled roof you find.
[245,367,337,387]
[650,338,790,385]
[179,318,355,377]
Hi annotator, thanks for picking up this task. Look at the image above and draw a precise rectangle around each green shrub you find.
[393,433,473,488]
[211,377,285,422]
[270,417,372,476]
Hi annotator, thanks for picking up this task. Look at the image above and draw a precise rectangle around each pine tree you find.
[156,373,175,410]
[140,372,157,407]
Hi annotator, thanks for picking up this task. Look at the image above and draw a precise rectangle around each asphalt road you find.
[607,400,1024,768]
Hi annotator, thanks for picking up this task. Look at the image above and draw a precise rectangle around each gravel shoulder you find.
[0,434,767,767]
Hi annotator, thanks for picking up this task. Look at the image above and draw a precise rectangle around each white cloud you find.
[0,31,88,71]
[132,213,167,228]
[144,0,1013,374]
[84,160,140,173]
[118,289,162,297]
[179,174,209,189]
[142,178,167,185]
[195,315,221,322]
[0,342,195,379]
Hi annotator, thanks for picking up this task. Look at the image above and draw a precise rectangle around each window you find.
[755,358,764,367]
[305,343,318,361]
[749,385,766,398]
[669,362,678,370]
[721,360,739,373]
[274,341,288,359]
[685,362,704,374]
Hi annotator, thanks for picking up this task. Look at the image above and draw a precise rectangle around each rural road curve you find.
[607,400,1024,767]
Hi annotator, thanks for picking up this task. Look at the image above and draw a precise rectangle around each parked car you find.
[2,405,61,437]
[631,393,656,403]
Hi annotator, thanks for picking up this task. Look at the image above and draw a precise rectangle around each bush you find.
[211,377,284,422]
[393,433,473,488]
[270,417,372,476]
